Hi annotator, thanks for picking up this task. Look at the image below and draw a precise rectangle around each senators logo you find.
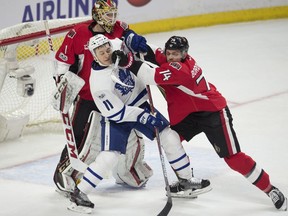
[169,62,182,70]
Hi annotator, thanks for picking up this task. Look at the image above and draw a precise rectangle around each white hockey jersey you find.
[89,38,148,123]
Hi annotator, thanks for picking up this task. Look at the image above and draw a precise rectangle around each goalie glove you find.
[51,71,85,113]
[53,62,71,85]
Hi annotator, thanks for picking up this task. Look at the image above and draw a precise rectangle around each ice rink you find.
[0,18,288,216]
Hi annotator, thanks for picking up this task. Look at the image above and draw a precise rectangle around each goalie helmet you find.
[92,0,118,33]
[164,36,189,54]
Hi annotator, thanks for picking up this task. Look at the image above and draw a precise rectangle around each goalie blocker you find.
[51,72,153,192]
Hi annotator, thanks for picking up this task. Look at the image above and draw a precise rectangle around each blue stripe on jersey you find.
[169,153,187,164]
[107,106,126,122]
[128,88,147,106]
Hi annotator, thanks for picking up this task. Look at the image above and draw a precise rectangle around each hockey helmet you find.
[164,36,189,54]
[89,34,112,65]
[92,0,118,33]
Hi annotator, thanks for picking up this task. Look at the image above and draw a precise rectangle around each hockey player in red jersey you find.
[53,0,152,194]
[112,35,288,211]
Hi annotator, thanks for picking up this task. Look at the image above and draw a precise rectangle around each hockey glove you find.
[124,30,148,53]
[112,50,143,75]
[112,50,134,68]
[137,110,167,132]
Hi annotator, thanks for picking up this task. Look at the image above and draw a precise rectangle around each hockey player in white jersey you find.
[67,34,211,213]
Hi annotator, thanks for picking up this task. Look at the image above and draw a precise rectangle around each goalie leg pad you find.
[71,111,102,182]
[54,111,102,192]
[113,130,153,188]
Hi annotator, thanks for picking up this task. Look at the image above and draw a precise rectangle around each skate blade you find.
[279,197,287,211]
[189,185,212,197]
[168,185,212,199]
[67,202,93,214]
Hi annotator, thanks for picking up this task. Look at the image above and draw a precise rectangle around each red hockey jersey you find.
[55,20,128,100]
[154,49,227,125]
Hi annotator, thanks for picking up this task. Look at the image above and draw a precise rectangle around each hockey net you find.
[0,17,91,139]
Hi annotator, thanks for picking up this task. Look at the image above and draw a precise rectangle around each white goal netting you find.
[0,17,91,136]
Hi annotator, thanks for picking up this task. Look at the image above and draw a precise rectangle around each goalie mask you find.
[89,34,113,66]
[164,36,189,61]
[92,0,118,33]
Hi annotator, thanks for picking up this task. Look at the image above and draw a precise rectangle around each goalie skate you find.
[68,187,94,214]
[168,177,212,198]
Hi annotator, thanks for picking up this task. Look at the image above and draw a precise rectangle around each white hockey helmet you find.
[89,34,113,65]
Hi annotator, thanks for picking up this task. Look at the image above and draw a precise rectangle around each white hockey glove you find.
[51,71,85,113]
[53,61,70,85]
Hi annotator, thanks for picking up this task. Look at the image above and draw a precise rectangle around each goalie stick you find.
[44,20,87,173]
[139,54,172,216]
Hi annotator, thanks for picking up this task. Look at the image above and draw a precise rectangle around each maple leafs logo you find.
[115,69,134,95]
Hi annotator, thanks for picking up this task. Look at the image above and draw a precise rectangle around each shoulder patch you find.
[67,29,76,38]
[58,52,68,62]
[169,62,182,70]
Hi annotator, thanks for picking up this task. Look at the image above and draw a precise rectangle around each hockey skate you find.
[68,186,94,214]
[268,187,287,211]
[168,177,212,198]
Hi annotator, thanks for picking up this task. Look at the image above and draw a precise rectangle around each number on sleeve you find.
[103,99,114,111]
[196,74,210,91]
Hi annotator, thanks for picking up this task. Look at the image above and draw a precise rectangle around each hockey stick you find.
[44,20,87,173]
[139,54,172,216]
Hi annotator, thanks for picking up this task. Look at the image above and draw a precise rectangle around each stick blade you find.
[157,199,172,216]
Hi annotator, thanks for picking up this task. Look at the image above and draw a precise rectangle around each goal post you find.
[0,17,91,142]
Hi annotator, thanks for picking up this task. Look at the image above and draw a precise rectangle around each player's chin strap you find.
[139,53,172,216]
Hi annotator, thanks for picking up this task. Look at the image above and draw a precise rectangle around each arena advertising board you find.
[0,0,288,30]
